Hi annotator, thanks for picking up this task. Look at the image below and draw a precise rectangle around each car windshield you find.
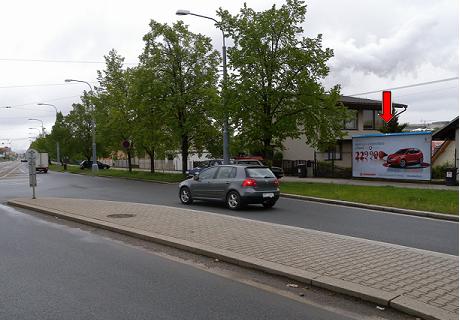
[394,149,408,154]
[246,167,275,178]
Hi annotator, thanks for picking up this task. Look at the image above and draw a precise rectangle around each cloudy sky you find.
[0,0,458,152]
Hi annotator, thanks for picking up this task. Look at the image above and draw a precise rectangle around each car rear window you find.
[246,167,275,178]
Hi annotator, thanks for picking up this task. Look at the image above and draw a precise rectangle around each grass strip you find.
[280,182,459,215]
[49,164,186,183]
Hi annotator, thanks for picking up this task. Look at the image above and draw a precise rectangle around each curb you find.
[7,199,456,320]
[281,193,458,222]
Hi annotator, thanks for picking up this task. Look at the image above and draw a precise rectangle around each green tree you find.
[48,112,73,163]
[379,116,408,133]
[95,49,138,172]
[130,65,172,173]
[140,20,221,173]
[65,95,100,161]
[218,0,348,160]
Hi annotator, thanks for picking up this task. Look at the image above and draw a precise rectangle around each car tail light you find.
[273,179,279,187]
[242,178,257,187]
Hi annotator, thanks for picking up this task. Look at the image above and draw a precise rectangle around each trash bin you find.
[297,164,307,178]
[445,168,458,186]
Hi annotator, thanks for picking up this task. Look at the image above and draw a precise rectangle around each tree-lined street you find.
[1,162,457,255]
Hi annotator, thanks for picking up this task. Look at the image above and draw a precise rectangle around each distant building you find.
[406,121,450,132]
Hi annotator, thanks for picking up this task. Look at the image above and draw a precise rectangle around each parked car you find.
[79,160,110,170]
[179,165,280,210]
[386,148,423,168]
[186,159,224,177]
[233,159,284,179]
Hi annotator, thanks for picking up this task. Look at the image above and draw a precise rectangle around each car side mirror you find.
[193,174,199,181]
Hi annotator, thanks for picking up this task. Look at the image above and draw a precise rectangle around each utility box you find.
[297,164,307,178]
[445,168,458,186]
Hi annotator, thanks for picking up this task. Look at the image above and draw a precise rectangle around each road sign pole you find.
[26,148,38,199]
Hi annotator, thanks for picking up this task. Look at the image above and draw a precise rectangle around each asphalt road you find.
[0,203,360,320]
[1,162,458,255]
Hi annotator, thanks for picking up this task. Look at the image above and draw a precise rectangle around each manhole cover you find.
[107,213,136,219]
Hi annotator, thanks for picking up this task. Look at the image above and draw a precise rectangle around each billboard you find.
[352,132,432,181]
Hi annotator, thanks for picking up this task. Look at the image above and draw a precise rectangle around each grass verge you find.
[280,182,459,215]
[49,164,186,183]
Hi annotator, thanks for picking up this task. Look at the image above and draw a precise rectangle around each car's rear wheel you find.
[226,191,242,210]
[179,187,193,205]
[399,159,406,168]
[262,200,276,208]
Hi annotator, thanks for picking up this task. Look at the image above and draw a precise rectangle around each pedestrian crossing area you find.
[0,161,29,185]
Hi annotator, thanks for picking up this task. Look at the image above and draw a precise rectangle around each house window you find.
[374,111,384,129]
[327,143,342,160]
[363,110,374,129]
[343,110,358,130]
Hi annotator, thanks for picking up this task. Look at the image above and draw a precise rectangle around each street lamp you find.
[176,9,230,165]
[29,128,41,136]
[65,78,98,174]
[38,103,60,164]
[28,119,44,136]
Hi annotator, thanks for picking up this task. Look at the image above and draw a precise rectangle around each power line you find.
[347,77,459,96]
[0,58,137,65]
[0,82,97,89]
[1,95,81,108]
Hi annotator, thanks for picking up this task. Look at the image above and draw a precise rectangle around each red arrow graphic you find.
[379,91,394,123]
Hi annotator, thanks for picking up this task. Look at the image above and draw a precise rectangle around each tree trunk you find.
[181,135,189,175]
[146,149,155,174]
[127,150,132,173]
[263,138,273,164]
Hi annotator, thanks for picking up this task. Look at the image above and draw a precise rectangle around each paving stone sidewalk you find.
[8,197,459,320]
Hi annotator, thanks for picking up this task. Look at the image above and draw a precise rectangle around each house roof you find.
[339,95,408,110]
[432,116,459,140]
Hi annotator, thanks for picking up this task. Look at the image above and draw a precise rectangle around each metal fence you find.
[282,152,353,178]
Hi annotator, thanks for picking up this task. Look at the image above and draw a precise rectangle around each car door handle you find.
[225,181,230,184]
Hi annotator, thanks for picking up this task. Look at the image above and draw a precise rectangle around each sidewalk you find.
[282,176,458,190]
[8,197,458,320]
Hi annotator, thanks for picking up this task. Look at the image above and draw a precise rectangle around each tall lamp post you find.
[38,103,60,164]
[65,79,98,174]
[28,118,45,137]
[176,9,230,165]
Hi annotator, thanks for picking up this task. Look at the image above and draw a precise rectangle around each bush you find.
[432,163,454,179]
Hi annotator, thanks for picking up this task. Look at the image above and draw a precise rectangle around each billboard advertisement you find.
[352,132,432,181]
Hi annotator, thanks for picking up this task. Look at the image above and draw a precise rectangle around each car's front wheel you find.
[400,159,406,168]
[179,187,193,205]
[226,191,242,210]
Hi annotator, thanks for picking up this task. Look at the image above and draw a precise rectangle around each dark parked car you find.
[233,159,284,179]
[179,165,280,210]
[79,160,110,170]
[386,148,423,168]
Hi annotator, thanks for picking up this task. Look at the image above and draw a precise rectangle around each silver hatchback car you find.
[178,165,280,209]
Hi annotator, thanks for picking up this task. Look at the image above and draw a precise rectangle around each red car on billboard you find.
[386,148,424,168]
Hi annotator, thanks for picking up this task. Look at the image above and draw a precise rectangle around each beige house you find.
[282,96,408,168]
[432,116,459,168]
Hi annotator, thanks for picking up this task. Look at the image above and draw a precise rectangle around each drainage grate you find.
[107,213,136,219]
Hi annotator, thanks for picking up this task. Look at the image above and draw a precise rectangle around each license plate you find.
[263,193,274,198]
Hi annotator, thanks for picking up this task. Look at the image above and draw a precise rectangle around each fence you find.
[282,152,353,178]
